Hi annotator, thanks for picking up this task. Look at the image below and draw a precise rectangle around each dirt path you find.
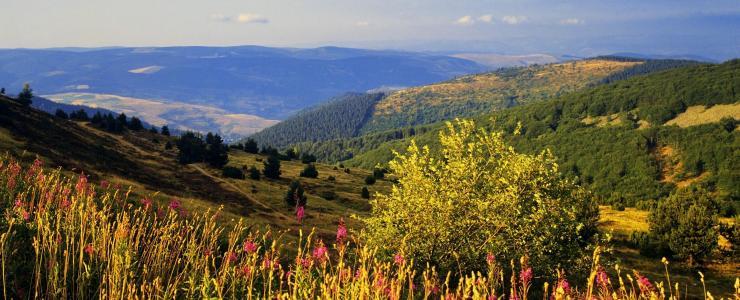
[190,164,292,221]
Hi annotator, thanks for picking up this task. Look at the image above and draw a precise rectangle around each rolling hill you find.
[0,94,389,238]
[297,59,739,210]
[251,57,702,149]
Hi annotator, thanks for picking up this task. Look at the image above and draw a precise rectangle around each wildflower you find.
[100,180,109,189]
[336,218,347,244]
[354,269,362,279]
[556,278,571,295]
[488,296,497,300]
[140,198,152,209]
[14,198,22,208]
[227,252,238,264]
[21,210,30,221]
[241,265,252,277]
[596,267,609,287]
[300,257,312,269]
[168,199,181,210]
[313,241,328,263]
[486,253,496,265]
[243,240,258,254]
[636,274,654,294]
[296,206,305,223]
[75,173,88,194]
[84,244,94,256]
[204,249,212,257]
[519,267,533,285]
[394,253,405,265]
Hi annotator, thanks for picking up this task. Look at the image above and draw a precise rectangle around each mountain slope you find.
[249,93,385,149]
[329,59,739,208]
[0,94,388,236]
[0,46,485,120]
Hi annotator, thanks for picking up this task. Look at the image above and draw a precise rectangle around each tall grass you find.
[0,155,737,299]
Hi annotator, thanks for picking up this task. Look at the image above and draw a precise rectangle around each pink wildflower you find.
[84,244,94,256]
[636,274,654,294]
[241,265,252,277]
[394,253,405,265]
[168,199,181,210]
[227,252,238,264]
[313,241,328,263]
[557,279,571,295]
[140,198,152,209]
[21,210,30,221]
[296,206,305,223]
[243,240,258,253]
[596,267,609,287]
[100,180,109,189]
[519,267,533,285]
[486,253,496,265]
[336,218,347,244]
[14,199,22,208]
[203,249,212,257]
[60,199,71,209]
[75,173,87,194]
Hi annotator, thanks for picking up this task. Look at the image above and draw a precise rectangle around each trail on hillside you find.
[190,164,292,222]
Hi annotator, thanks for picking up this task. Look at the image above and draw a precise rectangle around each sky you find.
[1,0,739,59]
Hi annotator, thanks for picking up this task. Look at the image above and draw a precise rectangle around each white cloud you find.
[477,15,494,23]
[560,18,584,25]
[501,15,528,25]
[454,15,475,25]
[355,21,370,27]
[237,13,269,24]
[211,13,269,24]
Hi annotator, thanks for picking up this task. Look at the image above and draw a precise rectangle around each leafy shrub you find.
[649,187,718,265]
[222,166,245,179]
[361,186,370,199]
[364,175,376,185]
[300,164,319,178]
[363,119,600,276]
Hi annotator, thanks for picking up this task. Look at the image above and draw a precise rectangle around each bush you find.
[649,187,718,265]
[327,176,336,181]
[373,168,386,179]
[364,175,376,185]
[222,166,245,179]
[320,190,337,200]
[361,186,370,199]
[263,155,281,179]
[300,164,319,178]
[363,119,600,276]
[248,166,261,180]
[635,200,657,211]
[285,180,307,207]
[301,153,317,164]
[612,202,626,211]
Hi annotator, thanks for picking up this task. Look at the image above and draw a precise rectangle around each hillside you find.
[251,57,702,150]
[327,59,739,209]
[249,93,385,149]
[0,94,388,237]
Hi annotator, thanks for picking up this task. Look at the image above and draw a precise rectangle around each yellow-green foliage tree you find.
[363,119,600,276]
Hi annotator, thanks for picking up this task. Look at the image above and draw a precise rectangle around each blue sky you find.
[1,0,738,59]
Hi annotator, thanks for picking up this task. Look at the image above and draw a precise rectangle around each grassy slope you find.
[0,95,388,239]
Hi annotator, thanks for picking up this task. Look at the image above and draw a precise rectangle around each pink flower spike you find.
[312,241,328,263]
[296,206,305,223]
[486,253,496,265]
[140,198,152,209]
[394,253,405,265]
[336,218,347,244]
[168,199,181,210]
[84,244,94,256]
[519,267,533,285]
[243,240,258,253]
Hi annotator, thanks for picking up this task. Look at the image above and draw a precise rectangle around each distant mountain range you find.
[0,46,487,121]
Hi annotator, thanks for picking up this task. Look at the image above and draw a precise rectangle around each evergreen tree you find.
[649,187,718,265]
[299,164,319,178]
[91,112,103,124]
[176,132,206,164]
[286,148,298,160]
[165,141,173,150]
[361,186,370,199]
[161,125,170,136]
[70,109,89,121]
[248,165,261,180]
[285,180,307,207]
[55,109,69,119]
[373,168,385,179]
[204,132,228,168]
[364,175,376,185]
[0,88,4,94]
[16,83,33,106]
[243,138,259,153]
[129,117,144,131]
[116,113,128,128]
[262,155,281,179]
[149,126,158,134]
[301,153,317,164]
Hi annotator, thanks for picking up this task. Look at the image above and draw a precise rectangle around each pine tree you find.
[204,133,228,168]
[116,113,128,128]
[161,125,170,136]
[16,83,33,106]
[299,164,319,178]
[301,153,317,164]
[129,117,144,131]
[262,155,281,179]
[248,166,261,180]
[176,132,206,164]
[285,180,307,207]
[364,175,376,185]
[55,109,69,119]
[361,186,370,199]
[243,138,259,153]
[149,126,158,134]
[0,88,4,94]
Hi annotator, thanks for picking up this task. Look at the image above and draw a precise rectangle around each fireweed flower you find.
[519,267,533,285]
[243,240,258,254]
[100,180,109,189]
[313,241,328,263]
[168,199,181,210]
[336,218,347,244]
[296,206,305,223]
[140,198,152,209]
[227,252,238,264]
[21,210,30,221]
[60,199,71,209]
[75,173,87,194]
[596,267,609,287]
[556,279,571,295]
[636,274,654,294]
[394,253,405,265]
[84,244,94,256]
[486,253,496,265]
